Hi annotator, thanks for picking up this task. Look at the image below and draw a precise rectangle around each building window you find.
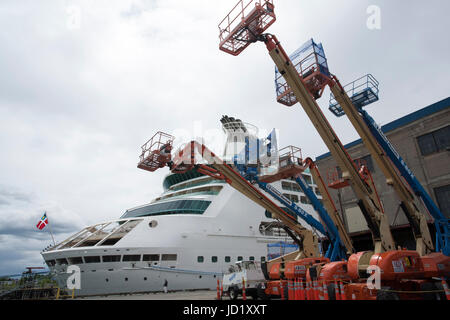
[56,258,68,265]
[84,256,101,263]
[162,254,177,261]
[300,196,310,205]
[143,254,160,262]
[282,181,303,192]
[315,188,321,196]
[261,257,266,262]
[197,256,204,263]
[67,257,83,265]
[102,255,121,262]
[122,255,141,262]
[417,126,450,156]
[281,181,293,191]
[434,126,450,151]
[237,256,243,262]
[292,183,302,192]
[211,256,218,263]
[302,174,312,185]
[336,166,343,179]
[45,260,56,267]
[225,256,231,263]
[355,155,375,172]
[283,193,299,203]
[435,185,450,219]
[249,256,255,261]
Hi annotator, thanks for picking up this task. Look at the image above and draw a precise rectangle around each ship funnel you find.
[220,116,279,175]
[221,115,258,164]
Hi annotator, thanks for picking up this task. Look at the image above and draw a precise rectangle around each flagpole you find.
[45,212,56,246]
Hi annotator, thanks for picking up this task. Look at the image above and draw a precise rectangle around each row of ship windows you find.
[46,254,267,267]
[46,254,177,266]
[197,256,266,263]
[104,274,218,283]
[122,200,211,218]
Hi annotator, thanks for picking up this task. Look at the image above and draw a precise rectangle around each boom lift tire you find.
[376,289,400,300]
[229,286,239,300]
[327,283,337,300]
[420,282,446,300]
[257,283,269,300]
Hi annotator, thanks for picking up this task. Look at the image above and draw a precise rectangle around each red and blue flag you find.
[36,212,48,230]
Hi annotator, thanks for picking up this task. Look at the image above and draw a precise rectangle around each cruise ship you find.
[41,120,323,296]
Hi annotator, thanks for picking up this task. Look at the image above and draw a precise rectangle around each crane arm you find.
[304,158,354,254]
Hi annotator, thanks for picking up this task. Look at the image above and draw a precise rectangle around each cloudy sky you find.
[0,0,449,275]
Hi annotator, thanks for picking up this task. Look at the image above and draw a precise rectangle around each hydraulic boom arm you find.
[304,158,354,254]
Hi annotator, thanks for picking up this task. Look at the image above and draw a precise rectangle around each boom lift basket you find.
[327,167,349,190]
[219,0,276,56]
[329,74,380,117]
[259,146,306,183]
[327,158,369,189]
[275,39,331,106]
[137,131,175,172]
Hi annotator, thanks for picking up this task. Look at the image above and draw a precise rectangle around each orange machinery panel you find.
[284,258,330,280]
[421,252,450,278]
